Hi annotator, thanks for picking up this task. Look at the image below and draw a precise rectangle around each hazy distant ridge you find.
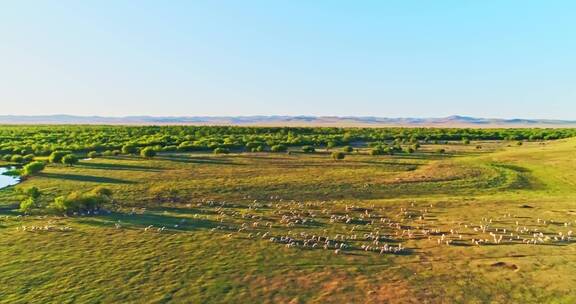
[0,115,575,127]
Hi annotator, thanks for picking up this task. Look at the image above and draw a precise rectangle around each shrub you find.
[22,161,45,176]
[342,146,354,153]
[331,151,345,160]
[2,154,12,161]
[90,186,113,197]
[370,147,385,156]
[148,185,180,203]
[19,198,36,214]
[49,151,68,163]
[436,148,446,154]
[87,151,100,158]
[162,145,178,152]
[62,154,79,166]
[121,144,137,154]
[140,147,157,158]
[270,144,287,152]
[213,147,230,154]
[19,187,42,214]
[302,146,315,153]
[50,187,112,214]
[10,154,24,163]
[23,154,35,162]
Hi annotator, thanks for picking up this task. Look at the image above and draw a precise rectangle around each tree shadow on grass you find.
[78,162,163,172]
[39,173,135,184]
[156,155,245,166]
[76,211,219,231]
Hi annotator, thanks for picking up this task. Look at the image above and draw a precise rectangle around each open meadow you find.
[0,126,576,303]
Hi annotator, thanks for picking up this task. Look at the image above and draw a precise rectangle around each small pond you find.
[0,167,20,190]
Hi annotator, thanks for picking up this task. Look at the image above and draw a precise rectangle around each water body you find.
[0,167,20,189]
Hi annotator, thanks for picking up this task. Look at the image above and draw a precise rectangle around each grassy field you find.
[1,140,576,303]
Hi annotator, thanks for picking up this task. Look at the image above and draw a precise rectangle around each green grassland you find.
[1,138,576,303]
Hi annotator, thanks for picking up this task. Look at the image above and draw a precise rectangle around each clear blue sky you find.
[1,1,575,119]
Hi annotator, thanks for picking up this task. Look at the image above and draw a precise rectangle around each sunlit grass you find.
[1,140,576,303]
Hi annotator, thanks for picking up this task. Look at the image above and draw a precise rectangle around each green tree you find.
[48,151,68,163]
[19,187,42,214]
[140,147,157,158]
[23,154,35,162]
[121,144,137,154]
[50,187,112,214]
[22,161,45,176]
[10,154,24,163]
[302,146,315,153]
[62,154,79,166]
[331,151,346,160]
[213,147,230,154]
[270,144,287,152]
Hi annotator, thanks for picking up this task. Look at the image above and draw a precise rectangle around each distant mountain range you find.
[0,115,575,127]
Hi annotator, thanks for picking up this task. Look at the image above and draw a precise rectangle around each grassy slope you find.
[1,141,576,303]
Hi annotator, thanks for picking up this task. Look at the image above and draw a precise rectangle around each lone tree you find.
[270,144,287,152]
[121,144,137,155]
[48,151,68,163]
[140,147,157,158]
[61,154,79,166]
[331,151,346,160]
[10,154,24,163]
[22,161,45,176]
[213,147,230,154]
[302,146,315,153]
[19,187,42,214]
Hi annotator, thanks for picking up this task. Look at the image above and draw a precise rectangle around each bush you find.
[331,151,346,160]
[62,154,79,166]
[22,161,45,176]
[23,154,35,162]
[213,147,230,154]
[121,144,137,154]
[140,147,157,158]
[50,187,112,214]
[2,154,12,161]
[10,154,24,163]
[342,146,354,153]
[270,144,287,152]
[19,197,36,214]
[370,147,386,156]
[19,187,42,214]
[436,148,446,154]
[49,151,68,163]
[302,146,315,153]
[87,151,100,158]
